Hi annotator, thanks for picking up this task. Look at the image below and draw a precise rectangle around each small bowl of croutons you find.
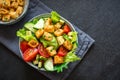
[16,11,80,72]
[0,0,29,25]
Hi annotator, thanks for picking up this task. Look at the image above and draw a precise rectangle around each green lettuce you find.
[68,32,78,43]
[16,28,37,41]
[54,62,68,73]
[51,11,60,23]
[63,34,71,41]
[64,50,81,63]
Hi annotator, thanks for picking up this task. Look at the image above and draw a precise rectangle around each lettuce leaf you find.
[54,62,68,73]
[68,32,78,43]
[16,28,37,41]
[51,11,60,23]
[63,34,71,41]
[64,50,81,63]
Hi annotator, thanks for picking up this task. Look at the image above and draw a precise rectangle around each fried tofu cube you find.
[57,36,65,45]
[54,55,64,64]
[63,40,73,50]
[54,29,64,36]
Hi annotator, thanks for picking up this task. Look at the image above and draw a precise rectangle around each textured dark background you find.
[0,0,120,80]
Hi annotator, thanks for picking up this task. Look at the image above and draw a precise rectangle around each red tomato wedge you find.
[20,41,30,53]
[57,46,68,57]
[38,43,50,58]
[23,48,38,62]
[63,24,71,34]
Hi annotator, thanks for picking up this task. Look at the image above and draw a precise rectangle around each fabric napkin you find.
[0,0,95,80]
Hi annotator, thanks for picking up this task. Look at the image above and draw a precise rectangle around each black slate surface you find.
[0,0,120,80]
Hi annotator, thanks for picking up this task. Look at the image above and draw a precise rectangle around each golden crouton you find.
[44,25,54,33]
[54,55,64,64]
[54,29,64,36]
[46,46,57,56]
[43,32,53,41]
[2,14,10,21]
[9,11,19,19]
[45,18,52,26]
[35,29,44,39]
[28,39,39,48]
[16,6,23,15]
[54,22,62,30]
[0,8,9,14]
[57,36,65,45]
[11,1,18,8]
[63,40,73,50]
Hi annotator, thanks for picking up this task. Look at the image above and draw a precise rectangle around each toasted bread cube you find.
[35,29,44,39]
[63,40,73,50]
[28,39,39,48]
[2,14,10,21]
[54,55,64,64]
[54,29,64,36]
[43,32,53,41]
[46,46,57,56]
[9,11,19,19]
[54,22,62,30]
[11,2,18,8]
[44,25,54,33]
[16,6,23,15]
[0,8,9,14]
[57,36,65,45]
[45,18,52,26]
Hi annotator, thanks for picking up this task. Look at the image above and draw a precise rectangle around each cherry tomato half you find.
[63,24,71,34]
[23,48,38,62]
[38,43,50,58]
[57,46,68,57]
[20,40,30,53]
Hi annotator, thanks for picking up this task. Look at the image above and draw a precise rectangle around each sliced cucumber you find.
[44,58,54,71]
[24,22,36,33]
[34,18,44,29]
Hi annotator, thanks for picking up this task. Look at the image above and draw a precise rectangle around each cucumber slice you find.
[24,22,36,33]
[34,18,44,29]
[44,58,54,71]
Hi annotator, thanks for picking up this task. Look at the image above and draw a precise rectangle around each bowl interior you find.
[0,0,29,25]
[19,13,78,71]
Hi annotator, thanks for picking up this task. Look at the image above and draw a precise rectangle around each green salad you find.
[16,11,80,72]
